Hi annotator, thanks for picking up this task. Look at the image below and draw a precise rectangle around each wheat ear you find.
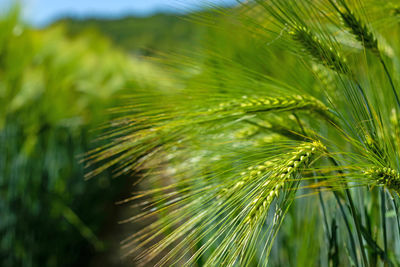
[210,94,333,121]
[244,141,326,224]
[365,167,400,194]
[289,25,349,74]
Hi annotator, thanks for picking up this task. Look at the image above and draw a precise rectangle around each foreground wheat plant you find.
[88,0,400,265]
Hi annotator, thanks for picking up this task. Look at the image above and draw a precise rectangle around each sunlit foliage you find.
[91,0,400,266]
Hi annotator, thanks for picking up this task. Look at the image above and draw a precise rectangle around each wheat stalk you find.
[339,8,379,55]
[243,141,326,224]
[331,0,400,107]
[204,140,327,266]
[210,94,333,121]
[289,25,349,74]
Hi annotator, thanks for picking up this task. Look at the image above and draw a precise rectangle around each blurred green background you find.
[0,3,213,266]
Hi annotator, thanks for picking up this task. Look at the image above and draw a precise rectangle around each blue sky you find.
[0,0,237,26]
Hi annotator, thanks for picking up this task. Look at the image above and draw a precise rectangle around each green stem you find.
[379,56,400,108]
[333,192,360,267]
[380,188,388,259]
[319,191,331,241]
[243,119,306,141]
[329,157,369,267]
[392,198,400,241]
[345,189,369,267]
